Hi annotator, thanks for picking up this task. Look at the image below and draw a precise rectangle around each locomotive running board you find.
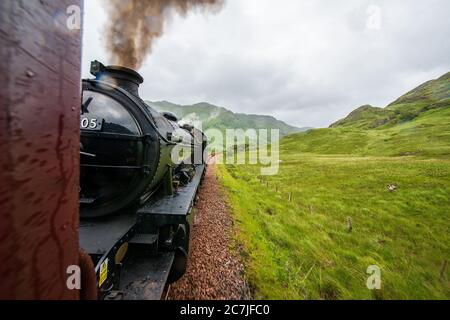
[138,164,206,217]
[119,251,174,300]
[79,164,206,300]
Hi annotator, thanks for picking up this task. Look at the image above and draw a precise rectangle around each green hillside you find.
[330,72,450,129]
[283,106,450,158]
[294,72,450,158]
[147,101,306,136]
[219,71,450,299]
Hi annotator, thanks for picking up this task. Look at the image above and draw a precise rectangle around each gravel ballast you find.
[167,162,250,300]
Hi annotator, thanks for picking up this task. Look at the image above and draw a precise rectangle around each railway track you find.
[167,162,251,300]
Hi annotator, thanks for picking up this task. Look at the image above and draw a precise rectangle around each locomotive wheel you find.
[167,223,190,283]
[173,224,189,251]
[167,247,188,284]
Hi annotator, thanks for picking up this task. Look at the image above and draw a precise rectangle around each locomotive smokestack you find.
[90,60,143,97]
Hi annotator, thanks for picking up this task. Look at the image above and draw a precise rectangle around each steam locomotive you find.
[79,61,207,300]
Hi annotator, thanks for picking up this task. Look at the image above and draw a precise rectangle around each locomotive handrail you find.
[80,151,96,157]
[80,130,196,147]
[80,164,144,169]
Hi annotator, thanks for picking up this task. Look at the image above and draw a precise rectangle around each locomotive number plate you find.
[80,117,103,131]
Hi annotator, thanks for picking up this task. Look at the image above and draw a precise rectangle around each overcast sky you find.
[82,0,450,128]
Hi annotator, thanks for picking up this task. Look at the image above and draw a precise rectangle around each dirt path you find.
[167,161,250,300]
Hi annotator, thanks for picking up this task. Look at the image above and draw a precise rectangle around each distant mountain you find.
[146,101,308,136]
[330,72,450,129]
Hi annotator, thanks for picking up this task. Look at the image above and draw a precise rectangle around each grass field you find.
[217,99,450,299]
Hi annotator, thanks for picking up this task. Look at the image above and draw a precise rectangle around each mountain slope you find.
[285,71,450,158]
[330,72,450,129]
[283,106,450,158]
[147,101,306,136]
[329,105,398,129]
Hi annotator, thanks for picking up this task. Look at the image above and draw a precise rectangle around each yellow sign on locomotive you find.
[99,258,108,287]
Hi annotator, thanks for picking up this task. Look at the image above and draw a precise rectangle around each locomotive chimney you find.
[90,60,143,97]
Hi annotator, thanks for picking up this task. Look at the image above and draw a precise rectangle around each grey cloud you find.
[82,0,450,128]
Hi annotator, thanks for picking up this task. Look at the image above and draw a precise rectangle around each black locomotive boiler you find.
[79,61,207,300]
